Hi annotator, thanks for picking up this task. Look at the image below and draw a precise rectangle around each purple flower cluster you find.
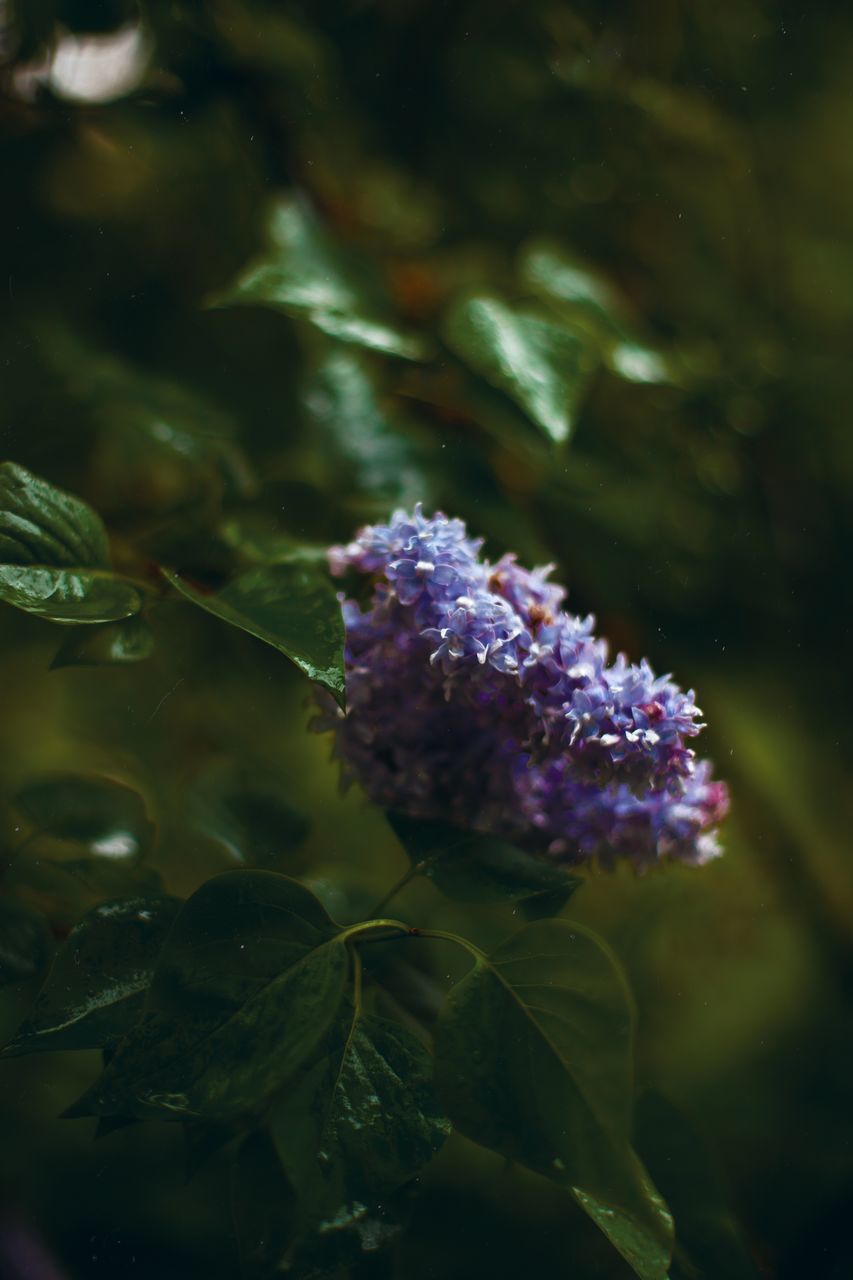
[324,506,728,870]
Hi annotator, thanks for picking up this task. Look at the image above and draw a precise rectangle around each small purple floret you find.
[324,505,729,870]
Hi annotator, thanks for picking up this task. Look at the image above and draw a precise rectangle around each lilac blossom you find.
[324,505,728,870]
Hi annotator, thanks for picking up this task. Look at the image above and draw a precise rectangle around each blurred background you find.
[1,2,852,1277]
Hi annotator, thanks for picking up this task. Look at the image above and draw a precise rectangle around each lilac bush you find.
[324,505,728,870]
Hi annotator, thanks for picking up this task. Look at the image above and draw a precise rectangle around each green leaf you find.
[189,762,309,868]
[0,461,109,567]
[634,1093,759,1280]
[302,347,428,506]
[214,198,425,360]
[433,919,673,1280]
[164,563,346,708]
[1,895,180,1057]
[0,462,141,623]
[272,1006,449,1214]
[50,616,155,668]
[231,1129,298,1279]
[0,898,52,989]
[518,240,675,386]
[6,856,162,922]
[0,564,142,624]
[68,871,351,1121]
[13,774,156,861]
[387,813,581,919]
[443,294,595,443]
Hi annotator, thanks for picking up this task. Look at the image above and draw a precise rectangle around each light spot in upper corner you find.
[12,23,152,105]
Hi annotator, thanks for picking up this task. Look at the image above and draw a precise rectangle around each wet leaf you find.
[1,895,180,1056]
[164,562,345,708]
[67,872,351,1121]
[0,462,141,623]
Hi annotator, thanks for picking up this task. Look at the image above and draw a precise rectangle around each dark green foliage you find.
[434,921,672,1278]
[0,3,845,1278]
[1,895,180,1056]
[0,462,142,623]
[387,812,581,918]
[164,563,346,708]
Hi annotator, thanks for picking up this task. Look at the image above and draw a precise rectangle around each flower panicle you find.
[326,506,728,870]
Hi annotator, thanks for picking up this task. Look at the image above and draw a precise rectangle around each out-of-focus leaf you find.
[0,462,141,622]
[519,240,676,386]
[164,563,345,708]
[434,919,673,1280]
[13,774,155,861]
[1,895,180,1057]
[67,872,351,1121]
[6,854,163,926]
[189,762,309,868]
[231,1129,297,1280]
[219,519,328,567]
[387,813,581,919]
[213,198,426,360]
[302,347,427,505]
[443,294,594,443]
[634,1093,760,1280]
[0,897,52,989]
[50,615,155,668]
[42,331,252,509]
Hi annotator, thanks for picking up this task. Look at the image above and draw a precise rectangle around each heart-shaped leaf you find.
[164,562,345,708]
[433,919,673,1280]
[387,813,581,919]
[1,895,180,1057]
[67,872,352,1121]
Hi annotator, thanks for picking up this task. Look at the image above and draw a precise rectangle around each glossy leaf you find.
[387,813,581,918]
[443,294,594,443]
[50,616,155,668]
[269,1002,445,1272]
[0,462,141,623]
[635,1093,759,1280]
[164,563,346,708]
[214,198,425,360]
[0,897,52,988]
[68,872,351,1121]
[433,919,673,1280]
[272,1006,449,1209]
[13,774,155,861]
[0,461,110,568]
[0,564,141,623]
[6,855,162,924]
[1,895,180,1057]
